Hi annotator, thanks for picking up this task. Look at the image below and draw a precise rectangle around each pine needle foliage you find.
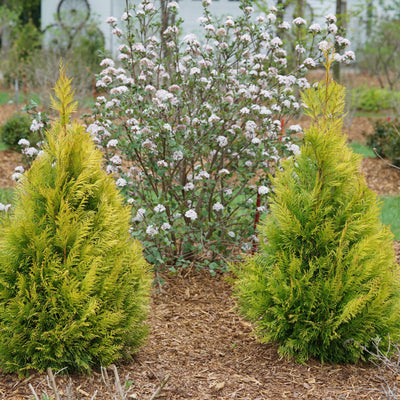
[232,53,400,364]
[0,66,152,375]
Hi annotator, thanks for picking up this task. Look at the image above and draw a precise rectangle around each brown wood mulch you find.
[0,270,397,400]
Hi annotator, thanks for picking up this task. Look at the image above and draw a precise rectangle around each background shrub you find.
[349,87,400,112]
[366,118,400,166]
[0,113,39,151]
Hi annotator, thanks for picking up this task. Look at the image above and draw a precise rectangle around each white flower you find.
[167,1,179,8]
[245,120,257,132]
[212,202,224,212]
[289,124,302,133]
[266,13,276,23]
[112,28,123,36]
[134,208,146,221]
[146,225,159,236]
[218,169,230,175]
[100,58,115,67]
[190,67,201,75]
[228,231,235,238]
[22,147,38,157]
[245,161,253,168]
[224,189,232,195]
[208,114,220,123]
[14,165,25,173]
[106,165,117,174]
[344,50,355,61]
[106,16,117,24]
[216,136,228,147]
[196,170,210,180]
[278,21,290,29]
[161,222,171,231]
[173,151,183,161]
[309,23,321,33]
[110,155,122,165]
[18,138,30,147]
[11,172,22,181]
[292,17,307,25]
[110,86,129,94]
[258,186,270,195]
[327,23,338,34]
[183,33,198,43]
[133,43,146,52]
[336,36,350,47]
[287,143,301,155]
[325,14,337,23]
[121,12,132,21]
[107,139,118,148]
[154,204,166,213]
[155,89,174,103]
[185,209,198,221]
[304,58,316,67]
[318,40,330,52]
[184,182,195,191]
[157,160,168,168]
[116,178,127,187]
[30,119,44,132]
[0,203,11,212]
[216,27,226,36]
[270,37,283,47]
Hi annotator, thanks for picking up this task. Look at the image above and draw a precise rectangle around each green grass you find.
[353,112,391,118]
[0,91,41,106]
[0,142,9,151]
[380,196,400,240]
[0,187,14,205]
[348,142,376,158]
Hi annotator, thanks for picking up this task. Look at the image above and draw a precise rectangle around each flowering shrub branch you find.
[87,0,353,271]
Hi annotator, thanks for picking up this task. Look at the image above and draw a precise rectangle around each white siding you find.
[41,0,394,54]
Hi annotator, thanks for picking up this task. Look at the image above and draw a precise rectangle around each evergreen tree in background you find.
[0,65,152,374]
[233,52,400,363]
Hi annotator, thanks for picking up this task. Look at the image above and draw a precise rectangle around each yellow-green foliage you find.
[232,55,400,363]
[0,65,152,374]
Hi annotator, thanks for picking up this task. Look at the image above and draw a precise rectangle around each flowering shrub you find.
[89,0,354,271]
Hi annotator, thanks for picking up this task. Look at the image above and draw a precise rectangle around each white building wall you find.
[41,0,394,54]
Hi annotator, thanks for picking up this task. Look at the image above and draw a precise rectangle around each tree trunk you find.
[333,0,347,83]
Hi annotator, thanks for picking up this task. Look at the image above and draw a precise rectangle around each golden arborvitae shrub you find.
[0,66,152,374]
[233,55,400,363]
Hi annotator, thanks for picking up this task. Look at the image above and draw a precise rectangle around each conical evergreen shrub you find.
[0,66,152,374]
[233,54,400,363]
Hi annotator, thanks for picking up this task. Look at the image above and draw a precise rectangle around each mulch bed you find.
[1,270,397,400]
